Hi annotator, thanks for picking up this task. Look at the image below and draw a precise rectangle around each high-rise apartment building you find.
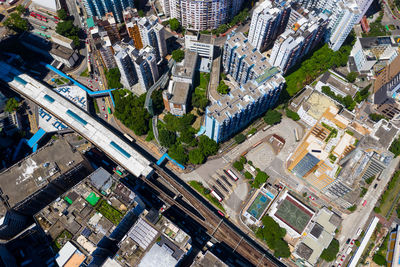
[132,46,159,94]
[269,12,329,74]
[248,0,291,52]
[163,0,244,31]
[114,44,137,89]
[206,32,285,143]
[326,0,360,51]
[82,0,134,23]
[123,8,143,49]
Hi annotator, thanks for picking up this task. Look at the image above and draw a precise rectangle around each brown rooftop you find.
[374,55,400,93]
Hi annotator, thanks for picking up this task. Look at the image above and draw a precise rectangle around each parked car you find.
[374,183,378,189]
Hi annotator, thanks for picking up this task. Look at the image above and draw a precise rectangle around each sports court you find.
[275,195,314,234]
[247,191,273,220]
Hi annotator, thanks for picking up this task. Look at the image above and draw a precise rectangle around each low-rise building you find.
[314,70,359,99]
[51,32,75,50]
[185,32,214,72]
[163,51,198,115]
[293,208,341,266]
[49,44,79,68]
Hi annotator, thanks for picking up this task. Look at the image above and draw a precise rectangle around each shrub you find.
[264,110,282,125]
[320,239,339,262]
[244,171,253,180]
[235,133,246,144]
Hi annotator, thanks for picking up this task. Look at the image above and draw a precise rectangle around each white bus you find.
[124,133,134,142]
[211,190,223,202]
[224,169,239,181]
[294,128,299,142]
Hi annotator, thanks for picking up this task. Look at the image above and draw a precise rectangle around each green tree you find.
[252,171,269,188]
[168,144,188,164]
[285,108,300,121]
[198,136,218,157]
[372,254,387,266]
[169,18,181,32]
[15,5,25,14]
[390,137,400,157]
[57,8,68,20]
[138,9,145,17]
[56,20,78,37]
[105,68,123,89]
[217,81,229,94]
[151,89,164,115]
[189,149,205,164]
[346,72,358,83]
[365,175,375,185]
[264,110,282,125]
[233,160,244,171]
[320,239,339,262]
[347,205,357,212]
[5,98,19,112]
[4,12,29,32]
[244,171,253,179]
[369,113,386,122]
[256,215,290,258]
[192,93,208,110]
[172,49,185,62]
[179,129,196,146]
[159,129,176,148]
[235,133,246,144]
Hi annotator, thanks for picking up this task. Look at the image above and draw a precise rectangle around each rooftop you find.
[0,138,84,216]
[50,44,76,59]
[168,81,191,105]
[317,70,359,98]
[190,251,228,267]
[173,51,198,80]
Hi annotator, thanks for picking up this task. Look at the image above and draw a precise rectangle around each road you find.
[336,156,400,263]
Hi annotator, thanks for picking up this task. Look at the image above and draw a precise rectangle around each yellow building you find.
[288,106,356,190]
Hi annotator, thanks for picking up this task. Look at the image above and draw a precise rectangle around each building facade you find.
[206,32,285,143]
[82,0,134,23]
[163,0,244,31]
[137,16,167,63]
[114,45,137,89]
[132,46,159,94]
[327,0,360,51]
[248,0,291,52]
[269,12,329,74]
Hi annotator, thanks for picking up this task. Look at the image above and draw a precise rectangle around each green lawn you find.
[189,181,225,212]
[80,68,90,77]
[198,72,210,90]
[96,200,124,225]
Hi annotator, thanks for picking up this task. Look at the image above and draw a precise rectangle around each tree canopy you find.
[256,215,290,258]
[320,239,339,262]
[169,18,181,32]
[189,149,205,164]
[346,71,358,83]
[252,171,269,188]
[390,137,400,157]
[55,20,80,46]
[105,68,123,89]
[159,129,176,148]
[113,90,151,136]
[264,110,282,125]
[168,144,188,165]
[5,98,19,112]
[285,108,300,121]
[372,254,387,266]
[57,8,68,20]
[4,12,29,32]
[172,49,184,62]
[198,135,218,157]
[217,80,229,94]
[235,133,246,144]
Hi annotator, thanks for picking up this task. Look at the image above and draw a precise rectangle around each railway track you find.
[152,164,285,267]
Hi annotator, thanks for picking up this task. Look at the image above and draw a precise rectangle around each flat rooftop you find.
[0,138,84,216]
[50,44,75,59]
[191,251,227,267]
[170,82,190,105]
[0,61,153,178]
[173,51,198,79]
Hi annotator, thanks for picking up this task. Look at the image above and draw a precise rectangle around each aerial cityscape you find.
[1,0,400,266]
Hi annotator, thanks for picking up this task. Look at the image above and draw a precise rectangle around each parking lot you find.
[181,117,307,219]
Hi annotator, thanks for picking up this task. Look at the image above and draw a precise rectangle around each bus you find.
[41,26,47,30]
[107,107,112,114]
[294,128,299,142]
[224,169,239,181]
[123,133,134,142]
[211,190,223,202]
[115,170,123,176]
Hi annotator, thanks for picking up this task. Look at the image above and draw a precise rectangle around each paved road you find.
[336,157,400,263]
